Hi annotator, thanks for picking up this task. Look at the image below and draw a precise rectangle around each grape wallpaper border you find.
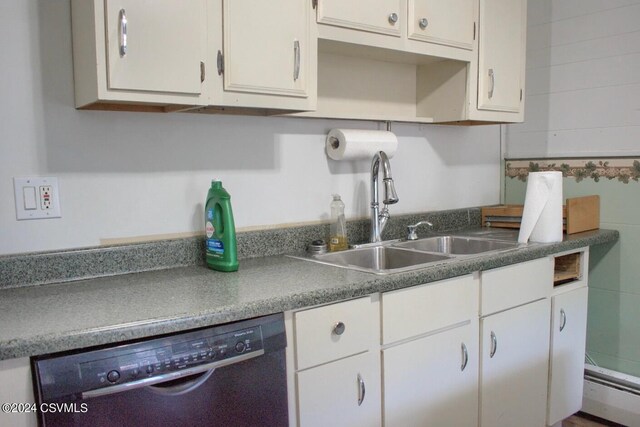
[505,158,640,184]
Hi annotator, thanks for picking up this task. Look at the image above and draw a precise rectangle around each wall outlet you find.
[40,186,52,210]
[13,177,61,220]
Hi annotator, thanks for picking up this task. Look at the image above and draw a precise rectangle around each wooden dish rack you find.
[481,195,600,235]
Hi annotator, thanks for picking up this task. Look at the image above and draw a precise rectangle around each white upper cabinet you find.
[104,0,205,95]
[72,0,316,111]
[477,0,526,112]
[317,0,403,37]
[408,0,476,50]
[222,0,311,99]
[72,0,207,109]
[71,0,527,123]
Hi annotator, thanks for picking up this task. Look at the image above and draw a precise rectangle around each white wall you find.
[506,0,640,158]
[0,0,501,255]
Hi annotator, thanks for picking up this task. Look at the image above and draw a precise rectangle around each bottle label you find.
[205,221,215,238]
[207,239,224,256]
[207,208,214,221]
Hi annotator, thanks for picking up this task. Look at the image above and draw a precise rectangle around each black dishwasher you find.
[32,313,288,427]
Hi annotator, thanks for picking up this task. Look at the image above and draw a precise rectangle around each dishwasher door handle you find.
[81,349,264,399]
[146,367,215,396]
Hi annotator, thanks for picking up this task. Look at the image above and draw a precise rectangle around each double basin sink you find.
[302,234,521,275]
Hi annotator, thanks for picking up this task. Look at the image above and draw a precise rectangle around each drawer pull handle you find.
[461,342,469,371]
[388,13,398,25]
[333,321,346,336]
[490,331,497,358]
[560,309,567,332]
[419,18,428,29]
[357,373,366,406]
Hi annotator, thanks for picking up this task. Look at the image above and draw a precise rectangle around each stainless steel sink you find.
[393,236,518,255]
[310,246,451,274]
[291,232,523,275]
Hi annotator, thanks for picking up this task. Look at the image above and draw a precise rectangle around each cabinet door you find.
[104,0,205,95]
[223,0,310,98]
[477,0,526,112]
[480,299,551,427]
[0,358,36,427]
[548,287,589,425]
[296,352,381,427]
[408,0,475,50]
[318,0,402,37]
[383,323,479,427]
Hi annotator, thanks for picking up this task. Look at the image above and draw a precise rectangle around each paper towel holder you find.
[329,136,340,150]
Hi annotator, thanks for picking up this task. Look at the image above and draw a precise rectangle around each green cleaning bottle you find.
[205,180,239,272]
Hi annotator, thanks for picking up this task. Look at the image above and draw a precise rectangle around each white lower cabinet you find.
[297,351,381,427]
[480,298,551,427]
[286,295,381,427]
[383,322,478,427]
[0,358,36,427]
[547,286,589,425]
[286,250,590,427]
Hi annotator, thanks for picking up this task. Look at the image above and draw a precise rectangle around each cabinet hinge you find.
[473,22,476,40]
[312,0,317,9]
[520,89,523,101]
[217,50,224,75]
[200,61,205,83]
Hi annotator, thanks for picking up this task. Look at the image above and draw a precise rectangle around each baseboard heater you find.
[582,363,640,426]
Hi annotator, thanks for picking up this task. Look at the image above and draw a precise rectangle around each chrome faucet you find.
[407,220,433,240]
[370,151,398,243]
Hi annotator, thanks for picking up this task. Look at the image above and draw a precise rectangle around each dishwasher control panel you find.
[33,316,279,402]
[79,326,264,391]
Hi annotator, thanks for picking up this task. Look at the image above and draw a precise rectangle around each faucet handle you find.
[407,220,433,240]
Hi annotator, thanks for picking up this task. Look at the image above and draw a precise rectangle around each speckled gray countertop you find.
[0,228,618,360]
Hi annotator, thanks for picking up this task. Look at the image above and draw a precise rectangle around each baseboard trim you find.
[582,379,640,426]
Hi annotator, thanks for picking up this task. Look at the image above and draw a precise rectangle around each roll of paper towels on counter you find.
[326,129,398,161]
[518,171,564,244]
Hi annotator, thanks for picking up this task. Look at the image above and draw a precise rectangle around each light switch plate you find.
[13,177,61,220]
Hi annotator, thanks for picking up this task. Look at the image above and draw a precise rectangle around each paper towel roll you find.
[518,171,564,243]
[326,129,398,161]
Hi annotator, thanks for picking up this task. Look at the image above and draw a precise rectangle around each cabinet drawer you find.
[382,274,477,344]
[481,257,553,316]
[295,297,375,370]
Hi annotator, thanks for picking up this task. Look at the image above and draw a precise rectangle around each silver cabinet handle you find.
[461,342,469,371]
[118,9,127,57]
[388,13,398,24]
[357,373,366,406]
[293,40,300,81]
[488,68,495,99]
[560,309,567,332]
[490,331,497,358]
[217,50,224,75]
[333,321,346,336]
[419,18,428,29]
